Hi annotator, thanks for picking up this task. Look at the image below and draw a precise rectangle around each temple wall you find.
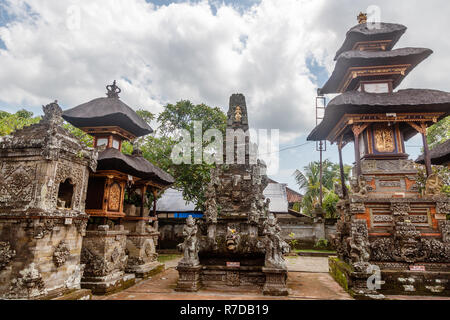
[158,217,337,250]
[0,218,86,299]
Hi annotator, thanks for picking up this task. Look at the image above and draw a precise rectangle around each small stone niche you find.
[57,178,74,209]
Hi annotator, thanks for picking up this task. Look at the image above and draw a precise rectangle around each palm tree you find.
[293,160,350,217]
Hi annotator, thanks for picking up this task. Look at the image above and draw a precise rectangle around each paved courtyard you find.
[95,256,353,300]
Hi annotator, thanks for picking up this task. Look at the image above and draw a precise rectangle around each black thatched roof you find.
[97,148,174,186]
[321,47,432,94]
[307,89,450,141]
[63,97,153,137]
[334,23,407,60]
[416,139,450,165]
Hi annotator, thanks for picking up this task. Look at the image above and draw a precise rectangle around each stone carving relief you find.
[81,248,111,277]
[0,241,16,271]
[74,219,88,235]
[390,201,410,217]
[204,184,217,224]
[8,263,47,299]
[53,241,70,267]
[263,213,289,270]
[178,216,200,267]
[370,220,450,264]
[30,218,57,239]
[349,201,366,214]
[436,201,450,215]
[424,174,444,196]
[0,162,36,207]
[439,220,450,243]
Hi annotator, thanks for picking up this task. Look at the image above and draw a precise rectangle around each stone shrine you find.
[0,102,97,299]
[308,14,450,298]
[176,94,289,296]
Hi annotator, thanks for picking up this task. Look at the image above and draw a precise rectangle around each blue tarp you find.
[173,213,203,218]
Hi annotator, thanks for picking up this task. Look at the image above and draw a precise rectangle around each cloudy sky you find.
[1,0,449,192]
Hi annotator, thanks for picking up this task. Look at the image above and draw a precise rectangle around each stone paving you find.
[95,256,353,300]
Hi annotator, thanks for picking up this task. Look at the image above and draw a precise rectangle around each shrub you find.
[314,238,329,250]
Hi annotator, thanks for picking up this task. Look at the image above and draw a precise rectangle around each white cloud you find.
[0,0,448,147]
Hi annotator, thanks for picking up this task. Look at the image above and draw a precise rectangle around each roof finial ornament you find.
[106,80,121,98]
[357,12,367,24]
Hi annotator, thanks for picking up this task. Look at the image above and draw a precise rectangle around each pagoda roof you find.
[63,97,153,138]
[334,23,407,60]
[321,47,432,94]
[97,148,174,186]
[307,89,450,142]
[416,139,450,165]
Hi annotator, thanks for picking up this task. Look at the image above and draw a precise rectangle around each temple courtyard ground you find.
[94,255,450,300]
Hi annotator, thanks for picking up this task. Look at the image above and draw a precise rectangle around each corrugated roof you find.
[156,188,198,212]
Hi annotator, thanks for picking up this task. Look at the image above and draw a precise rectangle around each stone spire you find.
[227,93,249,131]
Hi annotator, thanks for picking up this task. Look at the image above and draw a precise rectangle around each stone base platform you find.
[262,267,288,296]
[329,257,450,299]
[175,264,288,295]
[51,289,92,300]
[81,272,136,295]
[127,262,165,279]
[175,265,202,292]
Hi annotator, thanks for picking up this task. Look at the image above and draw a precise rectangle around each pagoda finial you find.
[106,80,121,98]
[357,12,367,24]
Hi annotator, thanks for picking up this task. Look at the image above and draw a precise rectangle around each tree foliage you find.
[294,159,351,218]
[134,102,227,209]
[427,116,449,149]
[0,109,41,135]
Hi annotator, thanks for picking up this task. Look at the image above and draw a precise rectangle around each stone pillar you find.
[80,225,135,295]
[122,219,164,278]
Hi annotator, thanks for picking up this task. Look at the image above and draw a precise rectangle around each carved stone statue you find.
[349,220,371,272]
[226,226,239,252]
[178,216,199,267]
[263,213,289,270]
[334,182,344,199]
[248,201,259,224]
[204,184,217,224]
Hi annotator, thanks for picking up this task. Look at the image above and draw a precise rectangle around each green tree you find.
[135,101,227,209]
[427,116,449,149]
[0,109,41,136]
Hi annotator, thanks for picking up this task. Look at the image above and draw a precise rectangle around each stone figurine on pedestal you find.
[175,216,201,291]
